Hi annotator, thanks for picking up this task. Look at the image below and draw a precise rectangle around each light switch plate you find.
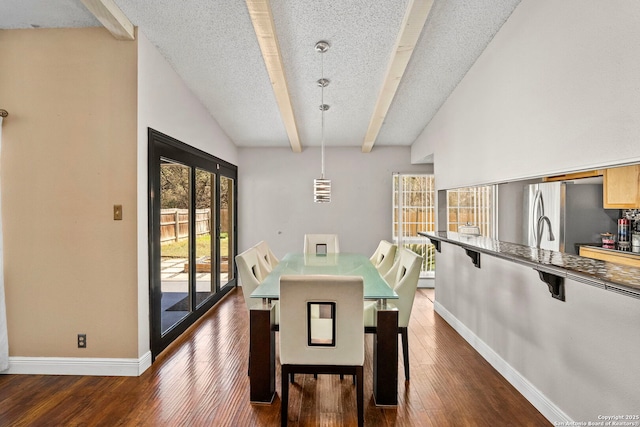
[114,205,123,220]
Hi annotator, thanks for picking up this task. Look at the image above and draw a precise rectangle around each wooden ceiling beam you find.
[362,0,434,153]
[246,0,302,153]
[80,0,135,40]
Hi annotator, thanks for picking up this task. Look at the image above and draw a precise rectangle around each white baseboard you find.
[418,277,434,288]
[433,301,571,424]
[2,351,152,376]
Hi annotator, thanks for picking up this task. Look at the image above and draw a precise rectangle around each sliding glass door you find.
[219,175,235,288]
[149,129,237,358]
[194,168,216,310]
[158,159,193,334]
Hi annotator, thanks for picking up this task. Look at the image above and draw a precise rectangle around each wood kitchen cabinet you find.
[603,164,640,208]
[579,246,640,268]
[543,169,602,182]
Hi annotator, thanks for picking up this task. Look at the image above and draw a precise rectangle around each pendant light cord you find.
[320,50,325,179]
[313,40,331,203]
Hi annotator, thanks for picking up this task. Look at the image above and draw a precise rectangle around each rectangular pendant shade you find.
[314,178,331,203]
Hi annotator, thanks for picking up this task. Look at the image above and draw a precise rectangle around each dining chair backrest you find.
[382,248,423,328]
[253,240,279,276]
[279,275,364,366]
[235,247,264,310]
[303,234,340,255]
[369,240,397,276]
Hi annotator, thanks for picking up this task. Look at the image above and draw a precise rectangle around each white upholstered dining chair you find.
[253,240,279,276]
[235,246,280,322]
[363,247,422,381]
[369,240,397,276]
[279,275,365,427]
[303,234,340,255]
[235,247,264,310]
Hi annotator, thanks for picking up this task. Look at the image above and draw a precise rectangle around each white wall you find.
[435,243,640,422]
[412,0,640,190]
[238,146,430,258]
[410,0,640,421]
[137,31,238,358]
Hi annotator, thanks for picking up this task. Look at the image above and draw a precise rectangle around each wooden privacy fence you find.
[160,209,230,243]
[394,208,435,237]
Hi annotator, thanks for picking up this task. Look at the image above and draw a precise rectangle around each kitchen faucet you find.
[536,215,555,249]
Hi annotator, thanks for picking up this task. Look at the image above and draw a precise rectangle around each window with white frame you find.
[392,174,436,278]
[447,185,496,237]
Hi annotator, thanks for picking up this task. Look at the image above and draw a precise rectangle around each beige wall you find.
[0,28,138,358]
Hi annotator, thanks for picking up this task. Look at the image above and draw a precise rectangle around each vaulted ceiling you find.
[0,0,522,152]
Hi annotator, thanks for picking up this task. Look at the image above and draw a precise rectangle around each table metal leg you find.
[373,308,398,406]
[249,304,276,403]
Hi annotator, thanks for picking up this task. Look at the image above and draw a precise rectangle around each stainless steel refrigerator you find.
[523,181,617,254]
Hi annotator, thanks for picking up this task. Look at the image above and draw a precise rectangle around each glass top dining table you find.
[251,252,398,301]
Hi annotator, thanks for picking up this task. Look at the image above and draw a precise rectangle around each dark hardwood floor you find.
[0,288,551,426]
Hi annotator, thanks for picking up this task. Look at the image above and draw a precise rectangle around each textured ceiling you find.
[0,0,522,150]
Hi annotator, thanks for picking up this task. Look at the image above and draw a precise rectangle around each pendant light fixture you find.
[314,40,331,203]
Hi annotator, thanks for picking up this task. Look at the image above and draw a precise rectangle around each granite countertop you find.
[418,231,640,299]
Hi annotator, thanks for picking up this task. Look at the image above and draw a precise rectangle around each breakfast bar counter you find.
[418,231,640,421]
[418,231,640,299]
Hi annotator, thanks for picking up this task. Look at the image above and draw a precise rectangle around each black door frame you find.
[148,128,237,359]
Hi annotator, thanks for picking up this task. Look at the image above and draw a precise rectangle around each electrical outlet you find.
[78,334,87,348]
